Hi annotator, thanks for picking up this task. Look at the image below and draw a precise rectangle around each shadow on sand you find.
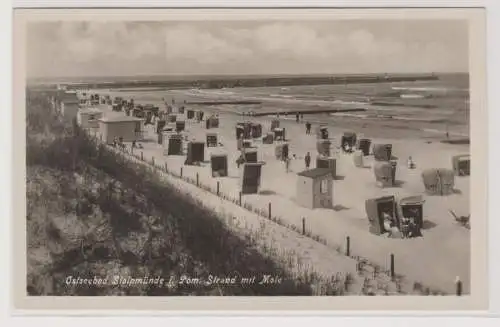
[333,204,349,211]
[440,138,470,145]
[393,180,406,187]
[259,190,277,196]
[422,220,438,230]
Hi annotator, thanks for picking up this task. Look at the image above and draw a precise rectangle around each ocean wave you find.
[391,86,467,92]
[331,100,368,106]
[329,112,452,123]
[400,94,425,99]
[269,94,294,98]
[195,90,236,96]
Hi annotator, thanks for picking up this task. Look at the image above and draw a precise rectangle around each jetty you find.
[62,73,439,91]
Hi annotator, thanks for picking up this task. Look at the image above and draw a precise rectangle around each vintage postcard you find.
[12,8,488,312]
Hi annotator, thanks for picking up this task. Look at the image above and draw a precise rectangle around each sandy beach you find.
[89,84,471,295]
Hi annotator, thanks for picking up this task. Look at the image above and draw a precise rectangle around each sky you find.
[26,20,469,78]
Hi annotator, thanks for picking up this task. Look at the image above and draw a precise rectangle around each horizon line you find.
[27,71,469,82]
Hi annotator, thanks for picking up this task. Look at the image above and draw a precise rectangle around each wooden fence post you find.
[268,202,272,219]
[346,236,351,256]
[164,162,168,173]
[302,217,306,235]
[390,253,395,279]
[239,192,242,206]
[217,181,220,196]
[152,156,155,166]
[180,167,183,178]
[141,151,144,161]
[196,173,199,187]
[455,277,462,296]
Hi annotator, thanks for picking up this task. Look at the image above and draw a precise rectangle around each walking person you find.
[305,152,311,170]
[296,113,300,123]
[305,122,311,135]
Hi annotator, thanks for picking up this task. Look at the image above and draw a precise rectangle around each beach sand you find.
[91,88,471,295]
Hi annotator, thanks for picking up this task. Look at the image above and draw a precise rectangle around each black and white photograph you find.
[11,7,488,311]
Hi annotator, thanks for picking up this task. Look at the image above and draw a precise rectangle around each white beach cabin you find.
[59,92,80,123]
[98,115,144,144]
[77,107,103,129]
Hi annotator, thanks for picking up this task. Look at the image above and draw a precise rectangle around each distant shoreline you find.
[31,73,442,91]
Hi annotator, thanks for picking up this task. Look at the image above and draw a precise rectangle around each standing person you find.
[382,212,394,237]
[305,122,311,135]
[305,152,311,170]
[408,217,419,238]
[296,113,300,123]
[236,154,245,168]
[400,217,410,239]
[407,156,416,169]
[285,156,291,173]
[300,113,304,121]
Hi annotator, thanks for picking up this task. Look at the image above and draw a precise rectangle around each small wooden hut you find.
[316,126,329,140]
[206,115,219,129]
[275,143,289,161]
[242,139,252,149]
[270,119,280,130]
[242,122,252,139]
[452,154,470,176]
[341,131,357,149]
[166,134,183,156]
[251,123,262,138]
[365,196,398,236]
[236,124,245,140]
[353,150,364,167]
[358,138,372,156]
[196,110,204,122]
[185,141,205,165]
[156,120,167,134]
[273,128,286,141]
[240,162,266,194]
[421,168,455,195]
[77,107,103,129]
[167,114,177,123]
[175,120,186,133]
[206,133,218,147]
[316,139,331,157]
[296,168,334,210]
[316,156,336,177]
[210,153,228,177]
[373,144,393,161]
[397,195,425,233]
[98,115,143,144]
[158,126,174,145]
[262,132,274,144]
[373,160,397,187]
[244,149,258,163]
